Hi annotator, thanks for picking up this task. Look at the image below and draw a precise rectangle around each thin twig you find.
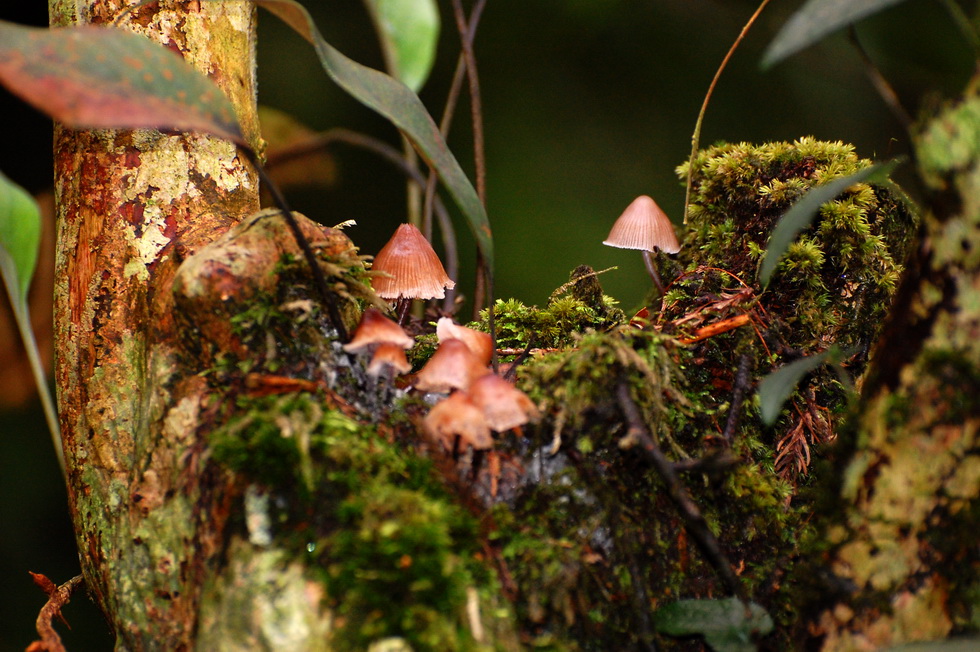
[244,148,348,342]
[26,573,84,652]
[847,28,913,133]
[450,0,488,205]
[722,352,754,442]
[615,382,746,600]
[683,0,772,224]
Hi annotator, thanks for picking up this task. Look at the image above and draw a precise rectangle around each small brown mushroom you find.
[372,223,455,322]
[435,317,494,366]
[603,195,680,294]
[467,374,539,432]
[342,307,414,353]
[414,338,490,393]
[423,390,493,451]
[366,342,412,378]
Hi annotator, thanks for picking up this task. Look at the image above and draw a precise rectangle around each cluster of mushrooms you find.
[342,223,538,453]
[342,194,679,454]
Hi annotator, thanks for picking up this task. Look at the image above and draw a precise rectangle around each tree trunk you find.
[806,81,980,650]
[51,0,262,647]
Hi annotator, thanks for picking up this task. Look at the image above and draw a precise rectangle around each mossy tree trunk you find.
[49,0,269,647]
[804,83,980,650]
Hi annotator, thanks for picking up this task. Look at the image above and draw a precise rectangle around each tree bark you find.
[50,0,260,647]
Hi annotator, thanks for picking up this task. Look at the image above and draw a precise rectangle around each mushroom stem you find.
[396,298,413,326]
[642,250,665,296]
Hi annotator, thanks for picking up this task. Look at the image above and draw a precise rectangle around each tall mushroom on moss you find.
[372,223,455,324]
[603,195,680,295]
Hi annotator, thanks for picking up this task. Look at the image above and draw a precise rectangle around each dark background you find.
[1,1,974,649]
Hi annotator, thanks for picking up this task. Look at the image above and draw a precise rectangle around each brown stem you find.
[683,0,772,224]
[847,28,914,133]
[642,250,665,296]
[722,352,754,442]
[247,149,348,342]
[27,573,84,652]
[615,382,746,601]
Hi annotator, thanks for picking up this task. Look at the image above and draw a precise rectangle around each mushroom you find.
[435,317,494,366]
[603,195,680,295]
[366,342,412,378]
[423,390,493,452]
[414,338,490,393]
[342,307,415,353]
[372,223,455,323]
[467,374,539,432]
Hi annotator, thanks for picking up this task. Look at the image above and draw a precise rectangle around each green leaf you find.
[364,0,440,92]
[759,161,899,286]
[0,171,63,473]
[251,0,493,278]
[0,20,243,144]
[0,171,40,303]
[758,345,855,425]
[655,597,774,652]
[762,0,912,68]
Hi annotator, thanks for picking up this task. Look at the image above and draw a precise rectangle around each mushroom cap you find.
[435,317,494,365]
[366,342,412,377]
[342,307,415,353]
[467,374,540,432]
[372,223,456,300]
[423,390,493,451]
[414,338,490,393]
[603,195,680,254]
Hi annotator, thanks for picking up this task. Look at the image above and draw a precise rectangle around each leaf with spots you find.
[0,20,244,144]
[250,0,493,277]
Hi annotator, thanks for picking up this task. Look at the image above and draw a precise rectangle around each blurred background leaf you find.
[363,0,440,92]
[762,0,912,68]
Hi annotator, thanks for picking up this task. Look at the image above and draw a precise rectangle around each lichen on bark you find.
[803,80,980,652]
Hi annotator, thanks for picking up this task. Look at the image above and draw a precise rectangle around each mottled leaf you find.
[251,0,493,276]
[0,20,243,143]
[759,161,898,286]
[655,597,773,652]
[364,0,440,92]
[762,0,911,68]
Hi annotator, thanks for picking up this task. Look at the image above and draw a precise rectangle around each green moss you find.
[209,393,505,650]
[480,266,626,352]
[674,136,917,355]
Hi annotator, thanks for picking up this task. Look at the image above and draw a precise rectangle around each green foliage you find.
[364,0,440,92]
[762,0,913,68]
[677,137,916,355]
[654,597,774,652]
[0,171,61,471]
[758,345,856,425]
[481,266,625,352]
[759,161,901,286]
[253,0,494,277]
